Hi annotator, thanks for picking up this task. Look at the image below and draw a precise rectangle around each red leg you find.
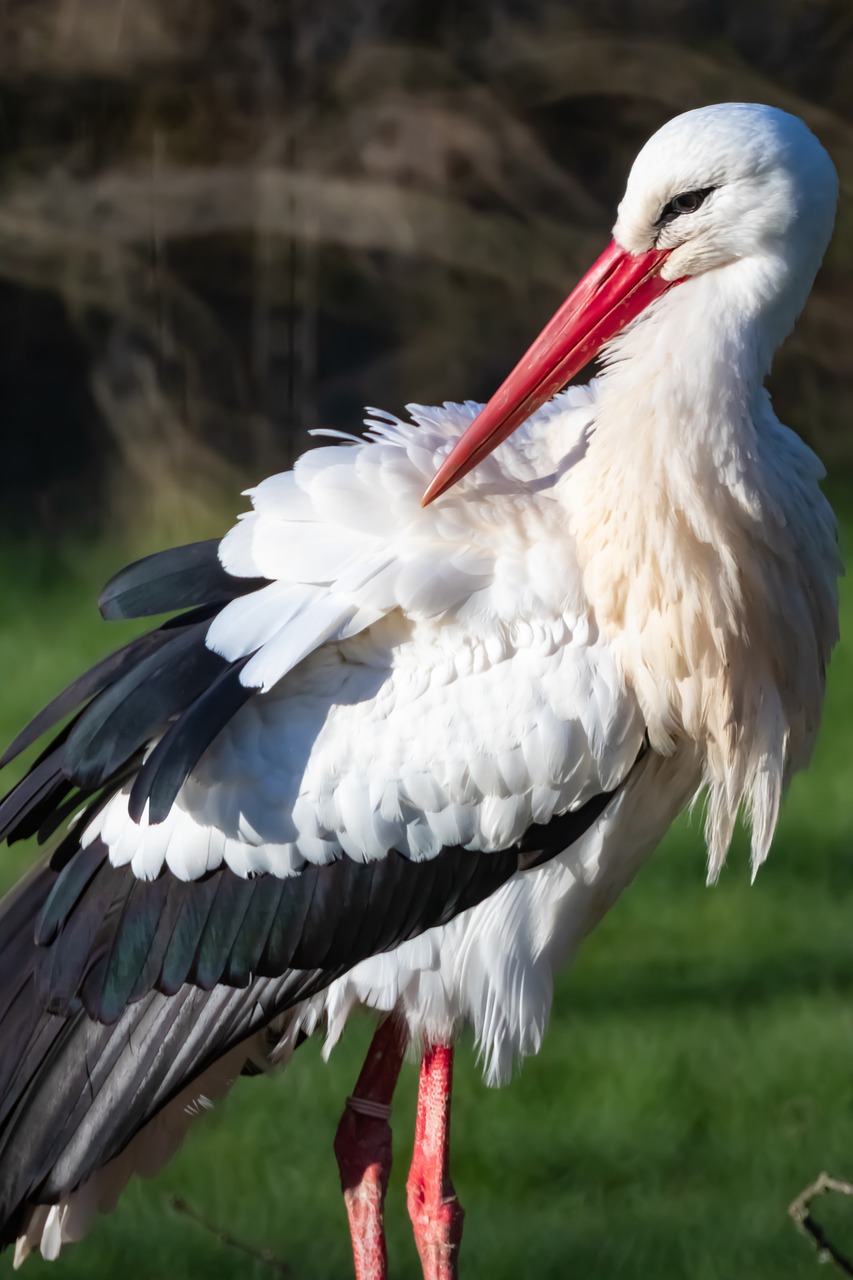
[334,1017,408,1280]
[406,1044,464,1280]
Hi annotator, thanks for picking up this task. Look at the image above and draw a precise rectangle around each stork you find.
[0,103,840,1279]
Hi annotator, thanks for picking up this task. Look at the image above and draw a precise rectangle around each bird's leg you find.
[406,1044,464,1280]
[334,1016,409,1280]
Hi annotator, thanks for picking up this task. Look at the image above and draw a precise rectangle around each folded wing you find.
[0,391,643,1025]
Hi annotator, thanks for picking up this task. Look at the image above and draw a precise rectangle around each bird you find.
[0,101,841,1280]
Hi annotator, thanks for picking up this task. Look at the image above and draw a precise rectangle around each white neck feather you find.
[564,267,839,880]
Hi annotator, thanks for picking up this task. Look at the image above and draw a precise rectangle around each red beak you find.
[421,239,678,506]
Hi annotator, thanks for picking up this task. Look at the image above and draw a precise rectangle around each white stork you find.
[0,102,840,1279]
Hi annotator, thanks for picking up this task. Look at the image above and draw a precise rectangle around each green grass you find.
[2,524,853,1280]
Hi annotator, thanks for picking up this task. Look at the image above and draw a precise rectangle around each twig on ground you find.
[789,1172,853,1276]
[169,1195,298,1278]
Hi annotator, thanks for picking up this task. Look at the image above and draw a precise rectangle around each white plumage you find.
[86,390,641,894]
[1,102,841,1272]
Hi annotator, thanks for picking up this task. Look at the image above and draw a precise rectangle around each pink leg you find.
[334,1017,408,1280]
[406,1044,465,1280]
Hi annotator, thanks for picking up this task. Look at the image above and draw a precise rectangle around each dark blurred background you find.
[1,0,851,540]
[3,7,853,1279]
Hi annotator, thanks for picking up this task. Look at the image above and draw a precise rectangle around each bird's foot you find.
[406,1044,464,1280]
[334,1017,408,1280]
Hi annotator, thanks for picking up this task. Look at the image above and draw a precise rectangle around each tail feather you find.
[0,857,320,1256]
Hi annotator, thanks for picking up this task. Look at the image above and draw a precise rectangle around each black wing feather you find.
[126,880,193,1007]
[127,657,255,823]
[98,539,266,621]
[157,874,222,998]
[85,877,169,1025]
[220,877,286,987]
[192,872,258,991]
[34,841,105,947]
[64,621,225,790]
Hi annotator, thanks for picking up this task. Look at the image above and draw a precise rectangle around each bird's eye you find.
[657,187,714,226]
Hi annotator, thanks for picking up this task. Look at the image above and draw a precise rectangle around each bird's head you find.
[615,103,837,287]
[422,102,838,506]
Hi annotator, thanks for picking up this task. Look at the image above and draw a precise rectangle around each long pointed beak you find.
[422,239,679,506]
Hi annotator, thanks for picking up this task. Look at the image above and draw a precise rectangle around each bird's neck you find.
[566,270,838,880]
[591,266,776,475]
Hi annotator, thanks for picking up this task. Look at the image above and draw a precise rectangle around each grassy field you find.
[1,512,853,1280]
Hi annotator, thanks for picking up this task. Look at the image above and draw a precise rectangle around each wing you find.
[0,391,651,1252]
[0,390,644,1021]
